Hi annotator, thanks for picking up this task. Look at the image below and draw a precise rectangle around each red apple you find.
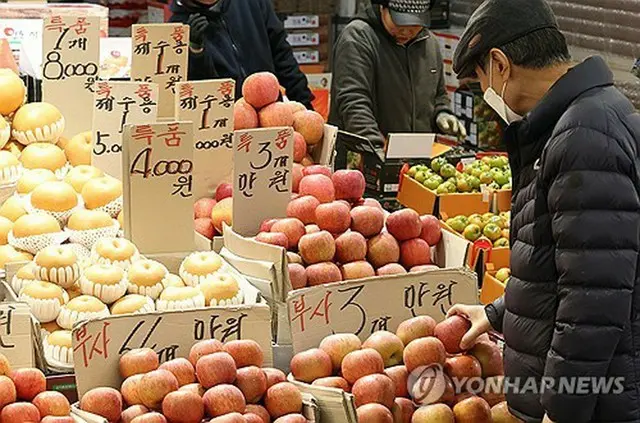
[341,261,375,280]
[119,348,160,379]
[32,391,70,417]
[290,348,333,383]
[0,402,40,423]
[490,401,522,423]
[179,383,205,397]
[312,376,350,392]
[434,316,472,354]
[264,382,302,419]
[41,417,76,423]
[223,340,264,368]
[130,412,167,422]
[262,368,287,388]
[287,195,320,225]
[362,331,405,367]
[410,265,439,273]
[386,209,422,241]
[301,165,331,177]
[411,403,454,422]
[288,263,307,290]
[470,342,504,378]
[245,404,271,423]
[211,198,232,233]
[120,405,149,423]
[138,369,180,410]
[203,384,246,417]
[362,198,384,211]
[305,224,321,234]
[332,170,365,201]
[420,215,442,246]
[215,183,233,201]
[315,201,351,233]
[351,374,395,408]
[271,218,305,249]
[188,339,224,366]
[367,233,400,269]
[245,413,266,423]
[194,198,216,219]
[292,164,304,193]
[235,366,268,403]
[350,206,385,238]
[383,366,409,397]
[209,412,246,423]
[445,355,482,380]
[298,231,335,264]
[298,174,335,204]
[287,252,303,264]
[376,263,407,276]
[0,353,10,376]
[306,262,342,286]
[403,337,446,372]
[341,348,384,385]
[395,316,437,346]
[356,403,393,423]
[161,390,204,423]
[159,358,196,387]
[274,414,307,423]
[319,333,362,372]
[196,352,237,388]
[260,218,279,233]
[256,232,289,249]
[335,232,367,263]
[80,387,123,422]
[0,375,16,410]
[392,397,415,423]
[195,218,215,239]
[122,374,144,406]
[10,368,46,401]
[293,132,307,163]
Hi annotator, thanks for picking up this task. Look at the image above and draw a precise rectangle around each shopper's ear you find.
[489,48,511,81]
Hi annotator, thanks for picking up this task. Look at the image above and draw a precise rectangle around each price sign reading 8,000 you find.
[42,20,98,85]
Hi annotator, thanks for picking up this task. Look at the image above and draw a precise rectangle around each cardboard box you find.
[0,281,38,370]
[221,225,474,345]
[480,263,506,305]
[338,130,452,198]
[397,173,492,217]
[290,375,357,423]
[72,393,320,422]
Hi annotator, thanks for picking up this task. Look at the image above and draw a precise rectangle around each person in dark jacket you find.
[169,0,314,108]
[329,0,465,167]
[448,1,640,422]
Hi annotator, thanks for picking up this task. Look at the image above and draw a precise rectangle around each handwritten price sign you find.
[72,305,272,397]
[233,127,294,237]
[122,121,195,254]
[42,15,100,137]
[0,302,34,369]
[286,269,478,353]
[176,79,235,200]
[92,81,159,180]
[131,24,189,119]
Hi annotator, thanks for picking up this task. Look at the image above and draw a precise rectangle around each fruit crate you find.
[480,263,507,305]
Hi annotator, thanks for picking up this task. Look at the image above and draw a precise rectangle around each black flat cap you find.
[453,0,559,79]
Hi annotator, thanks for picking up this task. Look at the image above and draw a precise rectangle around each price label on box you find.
[130,24,189,118]
[122,121,195,254]
[232,127,294,237]
[92,81,158,180]
[42,15,100,138]
[175,79,235,200]
[0,303,34,369]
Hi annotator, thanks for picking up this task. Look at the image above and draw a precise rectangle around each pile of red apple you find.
[255,166,443,288]
[194,182,233,241]
[234,72,326,167]
[80,339,309,423]
[0,353,75,423]
[290,315,517,423]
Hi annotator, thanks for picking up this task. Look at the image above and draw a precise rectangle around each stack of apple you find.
[289,315,518,423]
[193,182,233,241]
[254,167,443,289]
[234,72,326,167]
[79,339,310,423]
[444,212,510,247]
[0,352,75,423]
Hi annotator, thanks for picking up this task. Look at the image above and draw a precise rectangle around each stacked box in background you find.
[453,88,505,151]
[433,28,462,104]
[282,14,332,71]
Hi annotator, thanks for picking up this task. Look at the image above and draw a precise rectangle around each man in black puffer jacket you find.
[449,0,640,422]
[169,0,314,108]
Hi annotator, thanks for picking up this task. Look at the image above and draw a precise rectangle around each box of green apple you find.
[397,155,512,218]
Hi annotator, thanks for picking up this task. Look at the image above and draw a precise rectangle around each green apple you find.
[479,172,493,185]
[440,164,456,179]
[408,166,420,177]
[442,182,457,193]
[494,237,510,247]
[431,157,447,173]
[493,171,509,186]
[468,176,481,190]
[481,156,492,166]
[489,156,504,169]
[502,183,512,190]
[468,214,485,229]
[457,178,472,193]
[487,216,505,229]
[424,177,441,190]
[483,223,502,241]
[463,224,482,241]
[488,181,501,190]
[448,218,467,233]
[455,215,469,226]
[498,156,509,168]
[464,165,475,175]
[414,171,428,184]
[436,184,450,195]
[495,268,511,283]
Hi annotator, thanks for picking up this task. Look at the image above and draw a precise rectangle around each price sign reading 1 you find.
[42,15,100,138]
[92,81,159,180]
[232,127,294,237]
[122,121,195,254]
[176,79,235,200]
[131,24,189,119]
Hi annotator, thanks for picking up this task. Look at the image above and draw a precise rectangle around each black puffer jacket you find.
[486,56,640,423]
[169,0,314,108]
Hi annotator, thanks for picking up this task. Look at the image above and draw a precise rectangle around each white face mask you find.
[483,56,522,124]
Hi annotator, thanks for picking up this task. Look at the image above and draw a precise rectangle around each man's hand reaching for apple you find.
[446,304,492,350]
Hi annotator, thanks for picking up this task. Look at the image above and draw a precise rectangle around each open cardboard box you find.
[221,224,475,346]
[480,263,507,305]
[72,393,320,422]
